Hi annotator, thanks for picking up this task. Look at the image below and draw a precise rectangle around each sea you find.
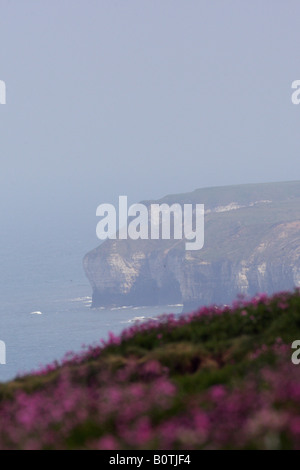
[0,226,183,382]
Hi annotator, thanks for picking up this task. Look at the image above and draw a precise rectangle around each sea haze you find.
[0,228,182,382]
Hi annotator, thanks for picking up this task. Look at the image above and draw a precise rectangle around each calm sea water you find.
[0,229,182,382]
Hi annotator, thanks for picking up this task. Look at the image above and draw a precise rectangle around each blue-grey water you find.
[0,229,182,382]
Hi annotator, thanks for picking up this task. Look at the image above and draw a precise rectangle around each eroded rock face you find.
[83,181,300,311]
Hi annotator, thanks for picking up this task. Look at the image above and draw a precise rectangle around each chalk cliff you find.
[83,181,300,311]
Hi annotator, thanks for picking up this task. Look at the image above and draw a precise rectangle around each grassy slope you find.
[1,289,300,449]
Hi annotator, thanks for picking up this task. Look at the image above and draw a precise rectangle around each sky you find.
[1,0,300,248]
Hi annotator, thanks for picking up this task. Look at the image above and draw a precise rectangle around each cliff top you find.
[1,288,300,449]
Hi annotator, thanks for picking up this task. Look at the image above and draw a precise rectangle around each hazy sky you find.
[1,1,300,245]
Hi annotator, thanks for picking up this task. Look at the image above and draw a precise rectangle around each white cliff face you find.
[106,253,139,293]
[84,219,300,309]
[257,262,267,277]
[84,217,300,309]
[205,200,272,214]
[83,182,300,310]
[236,262,249,292]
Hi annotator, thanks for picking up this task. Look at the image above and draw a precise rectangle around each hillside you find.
[1,289,300,449]
[83,181,300,310]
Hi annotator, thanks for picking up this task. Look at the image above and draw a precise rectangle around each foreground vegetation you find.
[1,289,300,449]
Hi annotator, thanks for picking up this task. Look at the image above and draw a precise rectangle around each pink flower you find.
[97,435,119,450]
